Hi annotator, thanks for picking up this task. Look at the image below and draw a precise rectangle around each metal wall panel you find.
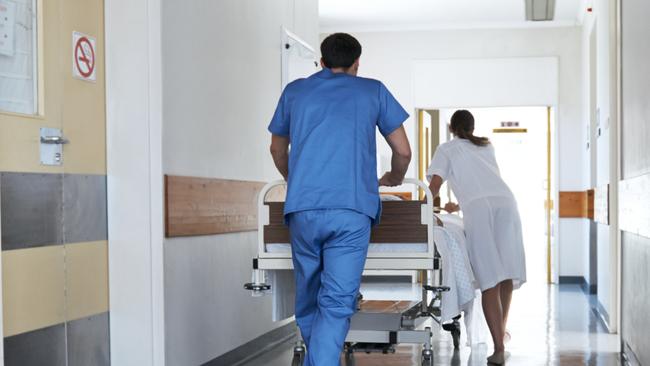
[3,323,66,366]
[0,172,63,250]
[621,0,650,364]
[621,232,650,366]
[67,312,110,366]
[63,174,108,243]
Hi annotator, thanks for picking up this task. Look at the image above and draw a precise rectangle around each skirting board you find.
[593,300,611,332]
[557,276,594,295]
[202,321,297,366]
[622,341,642,366]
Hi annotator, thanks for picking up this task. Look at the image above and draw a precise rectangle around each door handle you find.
[40,136,69,145]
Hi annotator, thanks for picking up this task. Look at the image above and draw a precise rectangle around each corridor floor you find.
[241,284,621,365]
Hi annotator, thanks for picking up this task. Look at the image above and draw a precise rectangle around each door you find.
[0,0,109,365]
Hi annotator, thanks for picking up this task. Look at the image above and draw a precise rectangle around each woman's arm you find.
[428,175,460,213]
[428,175,444,197]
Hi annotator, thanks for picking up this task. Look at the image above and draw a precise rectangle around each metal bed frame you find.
[245,179,460,366]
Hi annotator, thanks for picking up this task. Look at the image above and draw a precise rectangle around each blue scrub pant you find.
[289,209,371,366]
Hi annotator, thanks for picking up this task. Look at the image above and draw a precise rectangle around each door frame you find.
[105,0,165,364]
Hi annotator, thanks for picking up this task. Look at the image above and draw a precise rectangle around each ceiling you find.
[319,0,587,33]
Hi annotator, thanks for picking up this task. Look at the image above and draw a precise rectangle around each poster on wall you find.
[0,0,16,56]
[72,31,97,82]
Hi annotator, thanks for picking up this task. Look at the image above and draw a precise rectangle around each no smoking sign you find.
[72,31,96,82]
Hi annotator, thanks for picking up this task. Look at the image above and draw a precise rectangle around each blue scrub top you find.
[268,68,409,222]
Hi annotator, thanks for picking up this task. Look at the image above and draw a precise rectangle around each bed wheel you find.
[421,350,433,366]
[291,350,304,366]
[291,342,305,366]
[343,347,356,366]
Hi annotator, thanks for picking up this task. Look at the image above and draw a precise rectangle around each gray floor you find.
[240,283,621,366]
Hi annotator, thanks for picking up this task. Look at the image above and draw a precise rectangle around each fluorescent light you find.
[525,0,556,21]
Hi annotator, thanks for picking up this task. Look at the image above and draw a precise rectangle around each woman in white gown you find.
[426,110,526,365]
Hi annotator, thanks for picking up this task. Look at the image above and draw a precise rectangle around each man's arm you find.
[379,126,411,186]
[270,134,290,180]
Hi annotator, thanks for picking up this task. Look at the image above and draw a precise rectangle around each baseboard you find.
[558,276,595,295]
[202,321,297,366]
[558,275,584,284]
[622,341,642,366]
[589,299,611,332]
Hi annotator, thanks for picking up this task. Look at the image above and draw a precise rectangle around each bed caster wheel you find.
[291,342,305,366]
[421,350,433,366]
[291,349,305,366]
[291,353,304,366]
[344,348,355,366]
[244,282,271,291]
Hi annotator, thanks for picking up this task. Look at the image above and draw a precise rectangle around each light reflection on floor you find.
[241,284,621,366]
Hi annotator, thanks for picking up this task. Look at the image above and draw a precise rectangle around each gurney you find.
[244,179,460,366]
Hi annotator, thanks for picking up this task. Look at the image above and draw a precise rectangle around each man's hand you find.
[379,172,403,187]
[444,202,460,213]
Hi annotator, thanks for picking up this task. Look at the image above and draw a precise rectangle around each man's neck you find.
[329,67,356,76]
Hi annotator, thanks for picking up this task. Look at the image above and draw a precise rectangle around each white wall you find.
[582,0,617,328]
[341,27,588,279]
[413,58,559,108]
[161,1,319,365]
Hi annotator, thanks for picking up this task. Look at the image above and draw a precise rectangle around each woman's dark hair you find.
[450,110,490,146]
[320,33,362,69]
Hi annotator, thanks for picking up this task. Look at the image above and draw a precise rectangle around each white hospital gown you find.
[427,138,526,291]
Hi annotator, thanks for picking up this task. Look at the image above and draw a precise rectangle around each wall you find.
[581,0,618,329]
[1,0,110,365]
[620,0,650,363]
[342,27,588,279]
[161,1,319,365]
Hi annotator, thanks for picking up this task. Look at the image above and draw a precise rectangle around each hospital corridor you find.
[0,0,649,366]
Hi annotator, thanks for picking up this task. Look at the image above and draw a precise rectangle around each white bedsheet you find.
[265,242,429,253]
[434,213,488,346]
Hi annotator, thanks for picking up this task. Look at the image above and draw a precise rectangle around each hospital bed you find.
[245,179,459,366]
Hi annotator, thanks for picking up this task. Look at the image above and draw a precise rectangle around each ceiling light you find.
[525,0,556,21]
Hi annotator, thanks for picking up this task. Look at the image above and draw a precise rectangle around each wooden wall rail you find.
[559,190,594,219]
[560,186,611,223]
[165,175,267,237]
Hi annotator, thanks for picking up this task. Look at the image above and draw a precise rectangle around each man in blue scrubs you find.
[268,33,411,366]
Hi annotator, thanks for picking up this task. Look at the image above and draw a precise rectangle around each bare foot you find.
[487,350,506,365]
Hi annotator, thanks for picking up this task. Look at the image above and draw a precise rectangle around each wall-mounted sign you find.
[0,0,16,56]
[500,121,520,127]
[72,31,96,82]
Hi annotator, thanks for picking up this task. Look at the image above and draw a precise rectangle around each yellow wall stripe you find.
[2,246,65,337]
[2,241,109,337]
[65,241,109,322]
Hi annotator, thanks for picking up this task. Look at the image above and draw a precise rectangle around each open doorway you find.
[419,106,556,285]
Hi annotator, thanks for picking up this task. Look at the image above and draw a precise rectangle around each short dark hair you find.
[320,33,362,69]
